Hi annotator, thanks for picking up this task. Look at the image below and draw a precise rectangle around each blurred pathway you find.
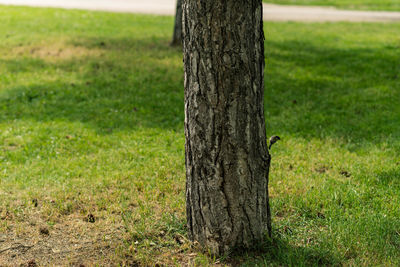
[0,0,400,22]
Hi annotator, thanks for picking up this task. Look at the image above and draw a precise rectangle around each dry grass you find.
[0,211,124,266]
[11,44,102,62]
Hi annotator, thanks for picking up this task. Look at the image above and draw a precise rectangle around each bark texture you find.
[183,0,271,255]
[171,0,183,46]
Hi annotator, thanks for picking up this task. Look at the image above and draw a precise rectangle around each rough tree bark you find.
[171,0,183,46]
[183,0,271,255]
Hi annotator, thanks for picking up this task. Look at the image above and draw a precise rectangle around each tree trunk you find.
[171,0,183,46]
[183,0,271,255]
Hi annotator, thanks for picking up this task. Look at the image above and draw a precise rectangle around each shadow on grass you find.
[0,36,184,133]
[1,35,399,146]
[374,168,400,188]
[226,236,338,267]
[265,39,400,147]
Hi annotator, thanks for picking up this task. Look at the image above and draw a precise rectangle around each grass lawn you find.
[263,0,400,11]
[0,5,399,266]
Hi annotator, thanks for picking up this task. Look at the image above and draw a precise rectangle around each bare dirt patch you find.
[10,42,104,62]
[0,212,125,266]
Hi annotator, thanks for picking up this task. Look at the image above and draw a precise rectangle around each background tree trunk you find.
[183,0,271,255]
[171,0,183,46]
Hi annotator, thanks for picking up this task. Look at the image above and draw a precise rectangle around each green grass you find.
[263,0,400,11]
[0,5,399,266]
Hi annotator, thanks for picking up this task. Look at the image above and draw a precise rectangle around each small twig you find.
[0,243,34,254]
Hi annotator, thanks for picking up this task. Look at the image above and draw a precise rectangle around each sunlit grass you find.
[0,5,399,266]
[263,0,400,11]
